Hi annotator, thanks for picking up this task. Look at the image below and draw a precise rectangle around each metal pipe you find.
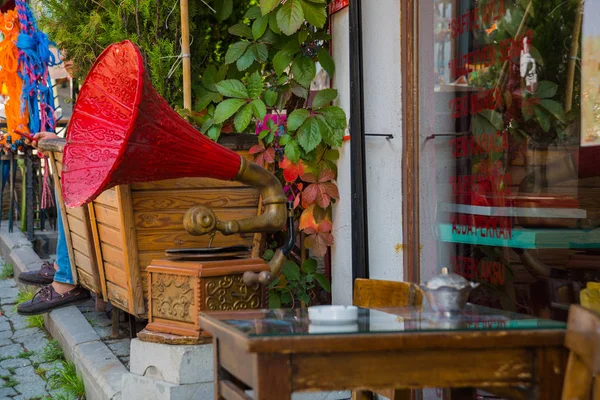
[349,0,370,284]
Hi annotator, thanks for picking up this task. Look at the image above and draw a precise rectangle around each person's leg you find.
[52,205,76,292]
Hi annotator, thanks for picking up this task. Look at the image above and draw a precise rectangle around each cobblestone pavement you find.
[0,276,68,399]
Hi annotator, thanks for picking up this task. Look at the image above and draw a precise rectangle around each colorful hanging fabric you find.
[15,0,59,135]
[0,9,29,144]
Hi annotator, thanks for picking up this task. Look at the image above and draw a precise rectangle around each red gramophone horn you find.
[62,40,241,208]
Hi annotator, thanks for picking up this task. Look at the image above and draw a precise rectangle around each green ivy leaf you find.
[252,99,267,119]
[252,16,269,40]
[268,291,281,308]
[317,47,335,78]
[535,81,558,99]
[258,129,270,139]
[251,43,269,63]
[284,139,302,162]
[324,149,339,161]
[214,98,247,124]
[236,49,256,71]
[234,103,254,133]
[279,134,291,145]
[263,249,275,261]
[301,258,318,274]
[273,50,294,76]
[298,30,309,44]
[287,109,310,131]
[225,42,251,64]
[201,117,214,134]
[247,72,263,99]
[320,106,347,129]
[206,125,222,142]
[282,260,301,281]
[269,12,281,34]
[261,0,280,15]
[215,79,248,98]
[314,273,331,293]
[312,88,338,109]
[277,0,305,36]
[229,23,253,39]
[534,105,551,132]
[318,117,343,147]
[195,88,219,113]
[215,0,233,21]
[291,82,309,98]
[263,89,278,107]
[245,6,262,19]
[522,103,534,122]
[299,0,327,28]
[539,99,566,123]
[297,117,322,152]
[201,65,218,90]
[291,56,316,88]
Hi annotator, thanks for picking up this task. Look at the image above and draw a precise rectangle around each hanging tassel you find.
[40,155,53,210]
[0,9,29,143]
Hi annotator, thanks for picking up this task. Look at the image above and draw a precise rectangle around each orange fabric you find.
[0,9,28,144]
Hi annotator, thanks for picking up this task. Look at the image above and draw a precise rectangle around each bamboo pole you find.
[565,0,584,113]
[180,0,192,110]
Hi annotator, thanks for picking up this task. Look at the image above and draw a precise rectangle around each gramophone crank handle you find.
[243,201,295,286]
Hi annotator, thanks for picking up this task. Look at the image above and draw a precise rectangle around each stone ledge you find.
[121,373,213,400]
[44,306,101,362]
[75,341,128,400]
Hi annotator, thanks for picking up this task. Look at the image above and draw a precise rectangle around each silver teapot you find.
[420,268,479,315]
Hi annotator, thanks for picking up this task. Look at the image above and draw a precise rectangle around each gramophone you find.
[39,41,292,337]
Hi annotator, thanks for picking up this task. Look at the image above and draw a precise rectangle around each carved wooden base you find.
[137,328,212,345]
[145,258,269,339]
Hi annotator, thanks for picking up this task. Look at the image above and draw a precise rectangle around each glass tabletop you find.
[212,304,566,338]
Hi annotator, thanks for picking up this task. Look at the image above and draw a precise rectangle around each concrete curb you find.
[0,226,125,400]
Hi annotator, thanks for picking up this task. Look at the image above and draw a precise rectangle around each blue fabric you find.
[53,202,73,285]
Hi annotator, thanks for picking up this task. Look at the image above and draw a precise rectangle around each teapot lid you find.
[423,267,471,290]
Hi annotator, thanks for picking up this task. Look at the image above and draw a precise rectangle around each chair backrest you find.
[353,278,423,308]
[562,305,600,400]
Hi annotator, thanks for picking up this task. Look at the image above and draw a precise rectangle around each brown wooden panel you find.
[94,204,120,229]
[138,252,165,270]
[94,189,119,208]
[97,224,122,249]
[292,349,533,391]
[134,208,257,231]
[66,206,86,221]
[107,281,129,311]
[73,249,94,274]
[70,232,90,256]
[100,243,125,269]
[67,215,87,240]
[131,177,248,191]
[104,262,127,286]
[54,152,63,163]
[136,231,254,251]
[131,188,259,211]
[77,268,98,293]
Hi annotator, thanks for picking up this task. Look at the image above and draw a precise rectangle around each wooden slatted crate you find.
[52,135,263,318]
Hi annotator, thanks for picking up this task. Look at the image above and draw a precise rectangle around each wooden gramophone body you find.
[43,41,289,336]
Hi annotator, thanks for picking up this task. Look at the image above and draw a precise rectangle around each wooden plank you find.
[87,203,108,301]
[134,208,258,231]
[97,224,122,249]
[131,177,248,191]
[100,243,125,269]
[94,189,118,208]
[104,262,128,286]
[54,152,63,163]
[219,381,253,400]
[291,349,532,391]
[136,231,253,252]
[106,281,129,311]
[94,204,120,229]
[79,205,102,294]
[66,215,87,239]
[116,185,145,316]
[131,188,259,211]
[70,232,89,255]
[65,206,86,221]
[77,268,97,294]
[73,249,94,274]
[138,252,165,270]
[49,152,78,285]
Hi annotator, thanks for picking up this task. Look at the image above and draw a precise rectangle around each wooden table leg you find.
[536,348,567,400]
[254,354,292,400]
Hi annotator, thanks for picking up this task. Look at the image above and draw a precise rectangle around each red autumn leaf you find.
[304,219,334,257]
[300,167,339,208]
[293,194,301,208]
[249,143,275,166]
[279,156,305,182]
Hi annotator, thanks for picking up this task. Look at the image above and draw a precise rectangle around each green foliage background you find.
[39,0,254,107]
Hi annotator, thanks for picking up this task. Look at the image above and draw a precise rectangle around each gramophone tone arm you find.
[184,157,287,236]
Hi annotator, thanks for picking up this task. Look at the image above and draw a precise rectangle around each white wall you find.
[331,1,404,305]
[330,8,353,306]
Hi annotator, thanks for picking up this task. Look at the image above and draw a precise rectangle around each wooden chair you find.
[352,278,424,400]
[562,304,600,400]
